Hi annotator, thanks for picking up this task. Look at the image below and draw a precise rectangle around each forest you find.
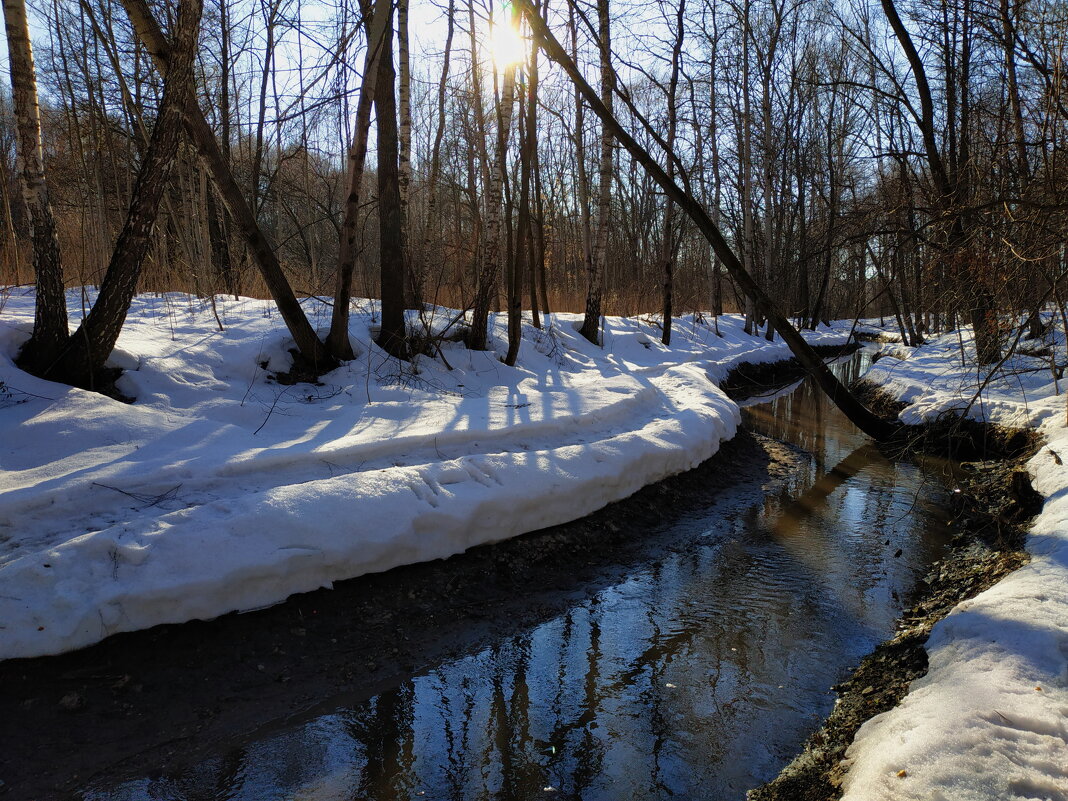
[4,0,1067,385]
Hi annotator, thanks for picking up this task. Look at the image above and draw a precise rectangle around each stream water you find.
[82,350,957,801]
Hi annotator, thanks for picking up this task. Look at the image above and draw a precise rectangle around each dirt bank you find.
[720,343,860,401]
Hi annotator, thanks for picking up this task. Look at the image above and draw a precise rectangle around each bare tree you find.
[120,0,332,368]
[519,0,900,440]
[5,0,68,371]
[13,0,204,387]
[374,0,408,358]
[578,0,614,344]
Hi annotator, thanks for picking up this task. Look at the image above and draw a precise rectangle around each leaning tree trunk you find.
[520,0,900,441]
[5,0,69,374]
[328,0,385,360]
[119,0,332,370]
[43,0,203,388]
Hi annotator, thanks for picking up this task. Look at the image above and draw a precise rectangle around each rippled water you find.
[87,351,956,801]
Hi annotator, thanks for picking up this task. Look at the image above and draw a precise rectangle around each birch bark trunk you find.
[5,0,69,373]
[579,0,613,345]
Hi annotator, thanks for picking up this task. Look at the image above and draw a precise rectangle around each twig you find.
[92,482,182,508]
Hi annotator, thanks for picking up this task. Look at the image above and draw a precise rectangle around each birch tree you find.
[13,0,204,387]
[579,0,613,344]
[5,0,68,371]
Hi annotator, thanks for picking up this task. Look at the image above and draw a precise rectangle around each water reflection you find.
[85,351,954,801]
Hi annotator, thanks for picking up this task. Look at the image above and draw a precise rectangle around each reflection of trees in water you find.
[156,748,246,801]
[144,353,957,801]
[745,381,830,463]
[744,353,875,462]
[348,683,415,799]
[557,602,606,797]
[771,443,884,537]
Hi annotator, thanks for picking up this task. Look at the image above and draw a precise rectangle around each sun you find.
[489,16,526,68]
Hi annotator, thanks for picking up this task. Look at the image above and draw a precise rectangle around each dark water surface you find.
[85,351,955,801]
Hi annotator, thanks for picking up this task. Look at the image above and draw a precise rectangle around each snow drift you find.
[0,289,849,660]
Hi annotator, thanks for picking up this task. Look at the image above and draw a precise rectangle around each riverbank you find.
[750,446,1039,801]
[754,322,1068,800]
[0,288,852,660]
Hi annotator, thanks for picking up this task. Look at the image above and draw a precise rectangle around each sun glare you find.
[489,18,526,68]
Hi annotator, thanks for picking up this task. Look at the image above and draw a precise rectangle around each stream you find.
[19,350,960,801]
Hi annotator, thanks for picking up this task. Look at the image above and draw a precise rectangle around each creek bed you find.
[3,350,960,801]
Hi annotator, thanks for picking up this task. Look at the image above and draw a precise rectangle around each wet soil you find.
[0,427,805,801]
[719,343,859,401]
[851,379,1041,461]
[749,392,1042,801]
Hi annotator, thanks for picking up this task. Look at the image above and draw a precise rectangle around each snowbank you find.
[0,289,849,660]
[842,325,1068,800]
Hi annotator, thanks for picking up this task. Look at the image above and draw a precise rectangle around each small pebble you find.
[59,692,85,711]
[896,769,908,778]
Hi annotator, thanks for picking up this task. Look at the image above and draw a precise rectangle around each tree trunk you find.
[6,0,69,373]
[205,182,236,296]
[418,0,454,316]
[374,0,407,359]
[506,72,533,366]
[397,0,416,308]
[579,0,613,345]
[470,10,518,352]
[660,0,684,346]
[740,0,756,336]
[42,0,203,388]
[525,27,542,331]
[570,2,593,331]
[328,0,385,360]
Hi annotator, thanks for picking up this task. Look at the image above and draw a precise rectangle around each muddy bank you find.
[0,429,806,801]
[749,389,1042,801]
[720,343,860,401]
[851,378,1040,461]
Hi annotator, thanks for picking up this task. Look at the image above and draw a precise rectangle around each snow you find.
[0,288,850,661]
[842,323,1068,800]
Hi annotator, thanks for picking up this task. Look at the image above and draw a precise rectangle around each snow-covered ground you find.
[842,323,1068,800]
[0,288,850,661]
